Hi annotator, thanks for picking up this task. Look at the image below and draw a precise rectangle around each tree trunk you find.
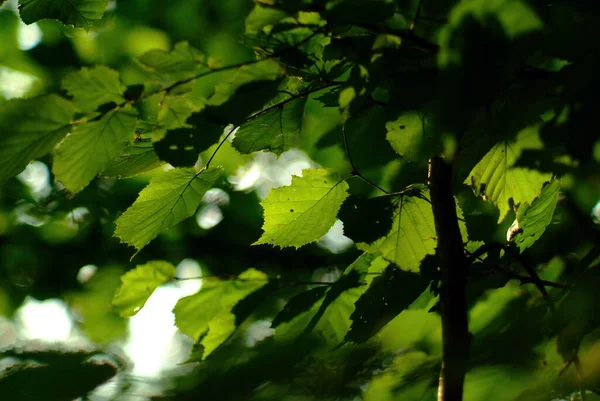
[428,156,470,401]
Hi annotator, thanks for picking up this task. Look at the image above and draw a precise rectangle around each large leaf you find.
[53,105,138,193]
[138,41,208,85]
[512,180,560,252]
[255,168,349,248]
[18,0,108,29]
[61,66,125,113]
[358,194,437,273]
[114,166,223,253]
[101,140,164,178]
[112,261,176,317]
[174,268,268,358]
[0,95,74,185]
[465,125,552,222]
[271,286,329,328]
[233,96,307,155]
[344,265,430,344]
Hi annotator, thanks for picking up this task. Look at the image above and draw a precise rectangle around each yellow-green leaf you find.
[62,66,125,113]
[255,168,349,248]
[112,260,176,317]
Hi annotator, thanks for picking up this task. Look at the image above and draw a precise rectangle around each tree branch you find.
[428,156,469,401]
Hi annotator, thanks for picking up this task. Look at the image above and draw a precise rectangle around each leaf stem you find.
[342,125,389,194]
[409,0,425,31]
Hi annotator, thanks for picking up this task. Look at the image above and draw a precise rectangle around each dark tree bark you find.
[428,156,470,401]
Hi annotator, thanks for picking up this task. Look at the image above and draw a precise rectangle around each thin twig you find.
[410,0,425,31]
[342,125,389,194]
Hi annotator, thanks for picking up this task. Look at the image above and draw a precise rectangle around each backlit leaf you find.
[255,168,349,248]
[112,260,176,317]
[18,0,108,29]
[512,180,560,251]
[233,96,307,155]
[358,194,437,273]
[466,125,552,222]
[53,105,138,193]
[174,268,268,358]
[138,41,208,85]
[386,110,439,163]
[61,66,125,113]
[0,95,74,185]
[114,166,223,253]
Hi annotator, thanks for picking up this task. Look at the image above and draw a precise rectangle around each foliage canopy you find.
[1,0,600,400]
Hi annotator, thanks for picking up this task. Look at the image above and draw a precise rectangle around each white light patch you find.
[0,67,37,99]
[123,259,202,378]
[17,21,42,50]
[77,264,98,284]
[14,297,73,341]
[196,204,223,230]
[245,320,274,347]
[17,161,51,200]
[317,219,354,254]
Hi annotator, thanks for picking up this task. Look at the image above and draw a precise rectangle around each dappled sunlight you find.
[14,297,74,342]
[0,67,38,99]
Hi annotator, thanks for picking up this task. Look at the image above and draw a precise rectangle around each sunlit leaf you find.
[466,125,552,222]
[18,0,108,29]
[61,66,125,113]
[112,260,176,317]
[233,96,307,155]
[255,168,349,248]
[0,95,73,185]
[358,194,437,273]
[174,268,268,359]
[114,166,223,253]
[512,180,560,251]
[53,105,137,193]
[386,110,439,163]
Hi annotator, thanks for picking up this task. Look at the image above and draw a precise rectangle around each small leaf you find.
[114,166,223,253]
[0,95,74,185]
[255,168,349,248]
[338,195,394,243]
[53,105,138,193]
[385,110,439,163]
[174,268,268,359]
[466,125,552,222]
[512,180,560,251]
[358,194,437,272]
[233,96,307,155]
[345,265,429,344]
[62,66,125,113]
[18,0,108,29]
[112,260,176,317]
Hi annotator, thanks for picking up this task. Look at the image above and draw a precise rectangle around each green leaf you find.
[385,110,439,163]
[114,166,223,253]
[271,286,328,328]
[512,180,560,252]
[233,96,307,155]
[112,260,176,317]
[0,95,74,185]
[255,168,349,248]
[358,194,437,273]
[18,0,108,29]
[338,195,394,243]
[53,105,138,193]
[345,265,429,344]
[465,125,552,222]
[61,66,125,113]
[138,41,208,85]
[101,140,164,178]
[174,268,268,358]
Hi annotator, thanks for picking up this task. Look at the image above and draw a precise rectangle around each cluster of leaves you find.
[2,0,600,400]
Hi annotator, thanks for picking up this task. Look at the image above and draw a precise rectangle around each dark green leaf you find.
[272,286,328,328]
[101,140,164,178]
[339,195,394,243]
[61,66,125,113]
[18,0,108,29]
